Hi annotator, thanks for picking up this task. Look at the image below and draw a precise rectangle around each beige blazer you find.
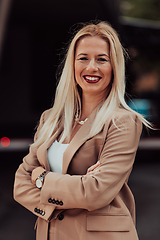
[14,107,142,240]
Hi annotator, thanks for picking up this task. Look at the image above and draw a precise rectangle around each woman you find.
[14,21,151,240]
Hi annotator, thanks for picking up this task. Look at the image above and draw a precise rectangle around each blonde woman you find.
[14,21,151,240]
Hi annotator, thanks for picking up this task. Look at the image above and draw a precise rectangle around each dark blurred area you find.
[0,0,160,240]
[0,0,119,138]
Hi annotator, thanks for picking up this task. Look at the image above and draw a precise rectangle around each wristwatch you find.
[36,170,49,189]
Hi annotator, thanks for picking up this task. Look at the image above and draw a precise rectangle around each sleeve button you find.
[59,201,63,206]
[55,200,59,205]
[34,208,38,212]
[37,209,40,213]
[48,198,52,203]
[41,211,45,216]
[57,213,64,220]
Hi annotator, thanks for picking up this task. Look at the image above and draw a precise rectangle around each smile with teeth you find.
[83,75,101,83]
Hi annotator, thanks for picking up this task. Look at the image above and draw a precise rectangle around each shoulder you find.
[113,108,138,122]
[106,107,142,133]
[34,108,52,141]
[39,108,52,123]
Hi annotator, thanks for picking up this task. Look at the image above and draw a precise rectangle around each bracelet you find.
[38,170,49,179]
[36,170,49,189]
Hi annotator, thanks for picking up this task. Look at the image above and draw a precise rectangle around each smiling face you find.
[74,35,112,100]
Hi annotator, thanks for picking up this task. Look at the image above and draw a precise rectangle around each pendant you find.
[78,118,88,125]
[75,117,88,125]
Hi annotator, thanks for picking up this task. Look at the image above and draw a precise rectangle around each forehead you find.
[75,36,110,55]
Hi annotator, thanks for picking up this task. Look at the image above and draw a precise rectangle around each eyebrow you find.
[77,53,109,57]
[98,54,109,57]
[77,53,87,56]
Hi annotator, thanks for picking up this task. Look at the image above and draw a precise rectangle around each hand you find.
[31,166,46,185]
[86,161,101,176]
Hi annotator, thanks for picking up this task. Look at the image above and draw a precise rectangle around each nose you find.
[86,59,98,71]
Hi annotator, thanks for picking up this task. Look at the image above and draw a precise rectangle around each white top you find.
[47,140,69,173]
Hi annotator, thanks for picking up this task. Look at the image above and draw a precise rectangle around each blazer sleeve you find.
[40,112,142,211]
[13,110,56,222]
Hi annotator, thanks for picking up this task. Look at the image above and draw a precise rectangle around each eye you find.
[97,58,108,62]
[78,57,88,61]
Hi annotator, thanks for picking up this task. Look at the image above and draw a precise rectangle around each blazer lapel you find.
[62,107,99,174]
[37,104,103,173]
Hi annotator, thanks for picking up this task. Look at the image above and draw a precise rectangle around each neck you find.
[80,92,105,120]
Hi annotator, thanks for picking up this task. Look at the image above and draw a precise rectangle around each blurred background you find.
[0,0,160,239]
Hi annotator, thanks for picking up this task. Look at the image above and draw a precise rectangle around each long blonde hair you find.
[33,21,151,148]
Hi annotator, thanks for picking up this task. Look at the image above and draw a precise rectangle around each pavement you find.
[0,148,160,240]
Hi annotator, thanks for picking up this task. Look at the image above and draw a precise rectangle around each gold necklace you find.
[75,117,88,125]
[75,112,88,125]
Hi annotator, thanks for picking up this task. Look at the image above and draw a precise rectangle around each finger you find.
[87,161,100,173]
[87,168,101,176]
